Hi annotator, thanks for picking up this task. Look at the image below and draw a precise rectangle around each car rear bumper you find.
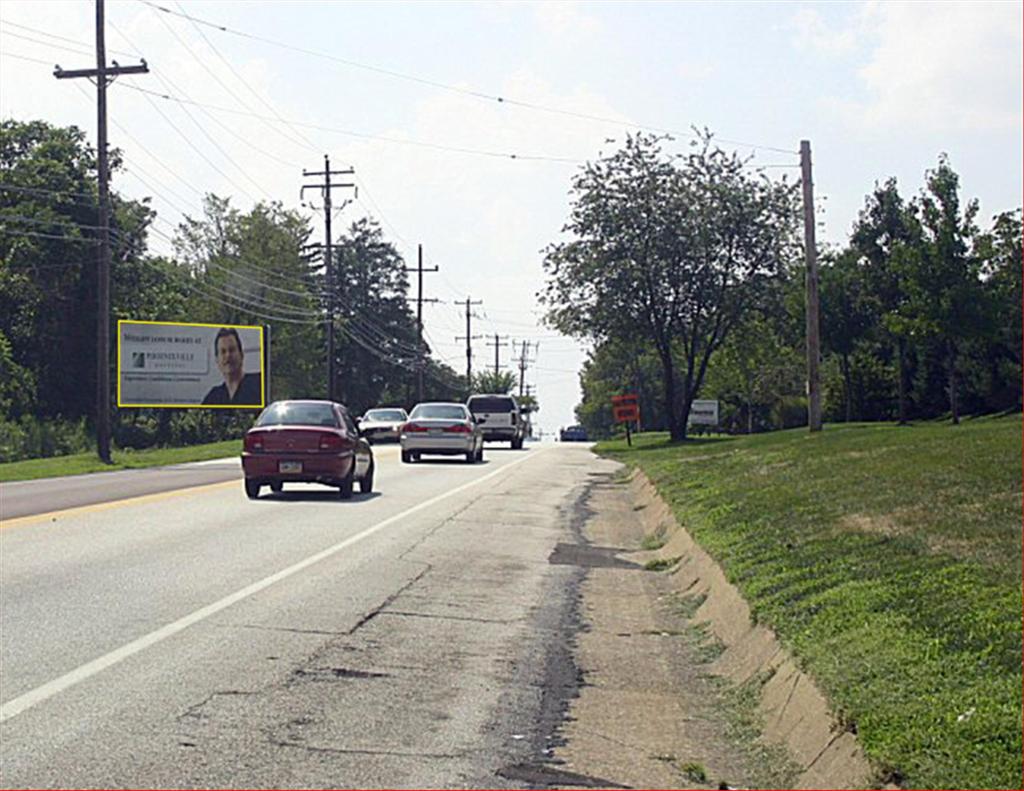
[481,427,518,440]
[242,452,353,484]
[362,426,401,443]
[400,435,476,454]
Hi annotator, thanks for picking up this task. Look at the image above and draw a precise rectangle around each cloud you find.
[827,1,1022,134]
[787,7,859,56]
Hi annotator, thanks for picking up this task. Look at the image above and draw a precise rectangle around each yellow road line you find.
[0,479,240,531]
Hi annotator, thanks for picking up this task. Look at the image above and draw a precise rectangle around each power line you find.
[112,82,583,164]
[0,19,135,58]
[136,0,799,156]
[143,5,316,154]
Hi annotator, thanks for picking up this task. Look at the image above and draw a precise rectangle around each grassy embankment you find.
[598,414,1022,790]
[0,439,242,483]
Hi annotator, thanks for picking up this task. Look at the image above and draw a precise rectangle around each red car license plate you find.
[279,461,302,473]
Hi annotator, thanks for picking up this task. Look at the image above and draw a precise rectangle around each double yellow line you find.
[0,479,239,531]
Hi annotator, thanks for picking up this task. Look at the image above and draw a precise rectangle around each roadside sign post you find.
[611,394,641,447]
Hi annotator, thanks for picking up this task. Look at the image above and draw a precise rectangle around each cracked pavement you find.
[1,443,607,788]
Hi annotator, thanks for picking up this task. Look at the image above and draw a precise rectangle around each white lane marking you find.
[0,449,541,723]
[176,457,240,467]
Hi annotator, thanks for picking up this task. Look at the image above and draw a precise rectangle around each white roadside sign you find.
[688,399,719,426]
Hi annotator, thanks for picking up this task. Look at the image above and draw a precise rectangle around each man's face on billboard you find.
[215,333,243,381]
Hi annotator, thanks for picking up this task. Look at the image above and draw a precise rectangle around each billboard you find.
[118,320,265,408]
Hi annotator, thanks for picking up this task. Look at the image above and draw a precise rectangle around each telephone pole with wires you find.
[404,244,439,402]
[455,297,483,395]
[516,340,539,398]
[800,140,822,433]
[301,155,354,401]
[54,0,148,464]
[487,334,510,377]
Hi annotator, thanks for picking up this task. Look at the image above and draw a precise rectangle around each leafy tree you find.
[0,119,153,422]
[541,133,800,440]
[471,370,517,394]
[703,313,803,433]
[332,218,420,413]
[976,209,1022,411]
[900,156,987,424]
[850,178,919,424]
[819,248,876,421]
[174,195,323,403]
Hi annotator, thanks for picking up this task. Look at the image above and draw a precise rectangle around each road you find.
[0,442,602,789]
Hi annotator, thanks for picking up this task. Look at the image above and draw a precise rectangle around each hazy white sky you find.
[2,0,1020,433]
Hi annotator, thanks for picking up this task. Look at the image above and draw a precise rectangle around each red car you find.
[242,400,374,500]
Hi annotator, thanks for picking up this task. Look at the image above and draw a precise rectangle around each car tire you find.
[338,466,355,500]
[465,450,475,463]
[270,481,283,493]
[244,479,261,499]
[401,450,412,463]
[476,446,484,463]
[360,462,374,494]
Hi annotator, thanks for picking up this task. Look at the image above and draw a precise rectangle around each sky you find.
[1,0,1021,435]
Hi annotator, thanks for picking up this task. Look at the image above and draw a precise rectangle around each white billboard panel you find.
[118,320,264,408]
[688,399,719,426]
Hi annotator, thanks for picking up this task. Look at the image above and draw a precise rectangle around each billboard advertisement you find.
[118,320,265,408]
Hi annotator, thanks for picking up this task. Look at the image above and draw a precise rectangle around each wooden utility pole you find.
[516,340,538,397]
[455,297,482,396]
[301,156,354,401]
[487,334,510,376]
[404,244,439,402]
[55,0,148,464]
[801,140,822,433]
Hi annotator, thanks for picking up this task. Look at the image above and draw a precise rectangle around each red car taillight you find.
[443,423,472,433]
[244,434,263,452]
[402,422,429,433]
[319,432,345,451]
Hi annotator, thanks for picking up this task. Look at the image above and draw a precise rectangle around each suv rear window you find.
[468,396,515,413]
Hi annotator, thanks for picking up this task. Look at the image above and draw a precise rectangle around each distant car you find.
[358,407,409,444]
[242,400,374,500]
[400,402,484,463]
[467,393,526,449]
[560,425,589,442]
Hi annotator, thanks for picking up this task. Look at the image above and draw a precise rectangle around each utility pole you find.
[516,340,539,397]
[455,297,482,396]
[487,334,510,376]
[55,0,148,464]
[800,140,822,433]
[404,244,439,402]
[301,156,355,401]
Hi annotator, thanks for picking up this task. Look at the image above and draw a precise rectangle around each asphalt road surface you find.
[0,442,604,789]
[0,458,244,520]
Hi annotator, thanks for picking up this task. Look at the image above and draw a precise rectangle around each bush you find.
[0,415,91,462]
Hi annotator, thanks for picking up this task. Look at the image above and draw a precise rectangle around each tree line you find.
[0,119,528,462]
[541,134,1020,439]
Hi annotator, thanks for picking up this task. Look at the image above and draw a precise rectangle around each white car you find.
[400,402,484,463]
[357,407,409,444]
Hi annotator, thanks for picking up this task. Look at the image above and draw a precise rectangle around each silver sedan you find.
[400,402,484,463]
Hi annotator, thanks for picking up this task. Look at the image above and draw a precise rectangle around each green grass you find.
[0,439,243,482]
[597,414,1023,790]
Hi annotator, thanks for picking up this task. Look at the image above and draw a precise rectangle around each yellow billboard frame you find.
[117,319,265,409]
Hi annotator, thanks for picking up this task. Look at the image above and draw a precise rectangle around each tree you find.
[850,178,918,424]
[472,370,516,394]
[541,133,800,440]
[819,248,876,421]
[174,195,323,403]
[975,209,1022,411]
[332,218,421,413]
[0,119,152,422]
[900,155,987,424]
